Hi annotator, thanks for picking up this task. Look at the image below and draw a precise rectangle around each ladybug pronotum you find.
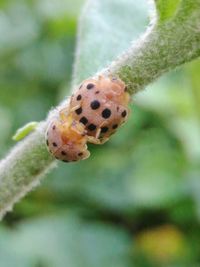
[46,75,130,162]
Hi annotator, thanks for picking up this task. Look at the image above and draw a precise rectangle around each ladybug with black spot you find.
[70,75,130,143]
[45,75,130,162]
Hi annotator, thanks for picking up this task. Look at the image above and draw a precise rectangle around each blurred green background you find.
[0,0,200,266]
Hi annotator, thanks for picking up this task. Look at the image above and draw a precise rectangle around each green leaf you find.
[155,0,181,22]
[12,122,39,141]
[72,0,149,85]
[0,215,132,267]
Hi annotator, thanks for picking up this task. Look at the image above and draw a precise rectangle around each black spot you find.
[87,83,95,89]
[80,117,88,125]
[90,100,100,110]
[46,140,49,146]
[102,108,111,119]
[52,125,56,130]
[61,151,66,156]
[112,124,118,129]
[124,86,128,92]
[95,91,100,94]
[62,159,69,163]
[53,142,57,147]
[78,152,83,157]
[79,84,83,90]
[117,106,119,112]
[101,127,108,133]
[121,110,127,117]
[88,124,96,131]
[77,94,82,101]
[75,107,82,115]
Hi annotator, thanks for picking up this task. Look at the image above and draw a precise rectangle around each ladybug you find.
[45,115,90,162]
[46,75,130,162]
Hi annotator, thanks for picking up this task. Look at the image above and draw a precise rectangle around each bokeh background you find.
[0,0,200,266]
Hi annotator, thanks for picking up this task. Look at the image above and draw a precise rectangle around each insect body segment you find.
[46,76,130,162]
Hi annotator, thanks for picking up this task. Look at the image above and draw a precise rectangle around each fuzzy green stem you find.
[105,4,200,94]
[0,122,55,218]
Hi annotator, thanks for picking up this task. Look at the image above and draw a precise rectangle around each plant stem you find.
[105,16,200,95]
[0,122,55,218]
